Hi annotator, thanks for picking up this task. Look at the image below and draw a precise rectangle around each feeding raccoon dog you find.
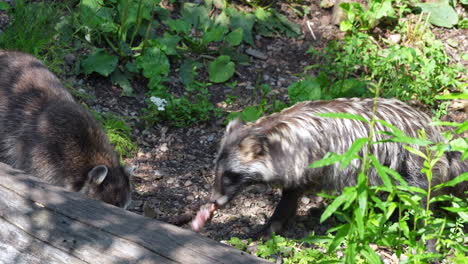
[0,51,132,208]
[192,98,467,235]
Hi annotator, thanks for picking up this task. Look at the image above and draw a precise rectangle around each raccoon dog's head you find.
[79,165,132,209]
[211,119,273,207]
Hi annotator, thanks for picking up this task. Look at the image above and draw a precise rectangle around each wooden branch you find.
[0,163,270,264]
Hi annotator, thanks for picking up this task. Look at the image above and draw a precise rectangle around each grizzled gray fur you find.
[212,98,467,237]
[0,51,131,208]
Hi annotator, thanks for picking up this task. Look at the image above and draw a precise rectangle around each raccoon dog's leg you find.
[259,188,303,239]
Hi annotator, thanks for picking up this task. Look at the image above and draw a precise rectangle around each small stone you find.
[387,34,401,44]
[207,134,215,142]
[159,143,168,152]
[257,201,267,208]
[167,178,175,184]
[447,38,458,48]
[204,184,211,190]
[64,53,76,65]
[184,180,193,187]
[153,170,164,180]
[301,197,311,205]
[245,48,268,60]
[320,0,336,8]
[186,195,195,201]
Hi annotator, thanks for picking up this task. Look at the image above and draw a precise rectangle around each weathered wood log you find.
[0,163,270,264]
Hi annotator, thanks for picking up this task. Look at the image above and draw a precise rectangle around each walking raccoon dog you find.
[209,98,467,237]
[0,51,132,208]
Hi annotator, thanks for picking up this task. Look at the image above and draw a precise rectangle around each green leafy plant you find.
[416,0,459,28]
[0,0,68,73]
[306,94,467,262]
[92,111,137,159]
[339,0,397,32]
[227,84,286,122]
[73,0,160,95]
[298,12,465,106]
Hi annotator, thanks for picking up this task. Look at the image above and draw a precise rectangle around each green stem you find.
[119,0,130,43]
[129,0,144,48]
[103,34,122,56]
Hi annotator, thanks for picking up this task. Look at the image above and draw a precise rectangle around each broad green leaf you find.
[159,33,181,56]
[354,206,365,239]
[0,2,10,10]
[331,78,367,98]
[225,7,255,45]
[343,187,358,210]
[241,106,263,122]
[202,24,227,45]
[430,194,456,203]
[287,78,322,104]
[254,7,269,20]
[417,1,458,28]
[435,93,468,100]
[136,47,170,78]
[404,146,427,159]
[181,3,209,29]
[383,166,408,186]
[81,49,118,77]
[179,59,199,86]
[271,9,301,37]
[208,55,235,83]
[309,152,343,168]
[370,155,393,189]
[430,121,461,127]
[399,218,410,238]
[110,69,133,96]
[340,138,368,169]
[449,137,468,152]
[345,243,357,264]
[357,187,367,216]
[385,202,397,220]
[166,19,191,35]
[328,224,349,252]
[321,188,356,223]
[340,20,353,32]
[225,28,243,46]
[441,207,468,213]
[360,246,383,264]
[434,172,468,190]
[455,121,468,133]
[316,112,369,123]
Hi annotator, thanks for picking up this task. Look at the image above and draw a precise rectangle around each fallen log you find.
[0,163,270,264]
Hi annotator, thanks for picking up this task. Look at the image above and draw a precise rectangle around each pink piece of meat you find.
[191,203,217,232]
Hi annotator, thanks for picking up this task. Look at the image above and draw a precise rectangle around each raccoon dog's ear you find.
[239,135,267,162]
[226,118,245,134]
[88,165,108,185]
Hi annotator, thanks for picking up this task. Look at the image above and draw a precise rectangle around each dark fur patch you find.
[0,51,131,208]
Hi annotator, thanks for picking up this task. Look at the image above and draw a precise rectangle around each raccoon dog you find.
[0,51,131,208]
[211,98,467,237]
